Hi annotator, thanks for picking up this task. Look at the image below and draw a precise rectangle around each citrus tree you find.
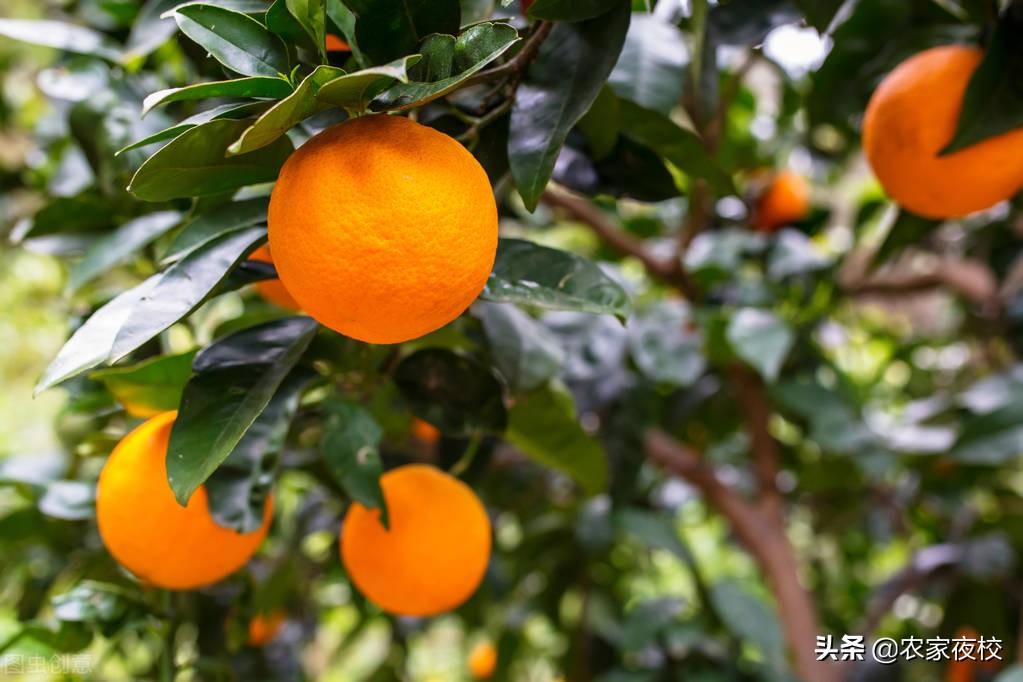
[2,0,1023,681]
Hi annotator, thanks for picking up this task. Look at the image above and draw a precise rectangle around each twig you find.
[645,431,831,682]
[730,366,785,525]
[462,21,554,90]
[706,49,760,150]
[842,257,999,315]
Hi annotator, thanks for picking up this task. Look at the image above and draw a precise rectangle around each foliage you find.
[0,0,1022,680]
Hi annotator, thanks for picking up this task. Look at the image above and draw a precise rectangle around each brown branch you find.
[541,187,686,286]
[706,48,760,151]
[841,256,999,315]
[730,366,784,525]
[462,21,554,90]
[646,431,832,682]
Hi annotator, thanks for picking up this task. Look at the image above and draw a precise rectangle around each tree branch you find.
[462,21,554,90]
[646,430,831,682]
[730,366,785,525]
[841,256,999,315]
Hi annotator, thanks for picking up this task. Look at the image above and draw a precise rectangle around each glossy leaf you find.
[52,582,132,625]
[120,102,271,155]
[372,22,519,111]
[110,227,268,362]
[941,18,1023,154]
[206,369,315,531]
[726,308,794,383]
[628,300,706,387]
[576,85,620,161]
[509,1,630,210]
[618,99,734,194]
[393,348,507,436]
[128,118,294,202]
[344,0,460,65]
[481,238,631,319]
[15,194,116,241]
[230,66,345,154]
[167,317,319,505]
[608,13,687,114]
[66,211,182,294]
[0,19,121,61]
[173,4,290,77]
[526,0,619,22]
[475,301,564,392]
[286,0,328,59]
[142,77,293,117]
[505,382,607,495]
[92,351,198,417]
[321,400,388,525]
[161,197,270,263]
[315,56,421,111]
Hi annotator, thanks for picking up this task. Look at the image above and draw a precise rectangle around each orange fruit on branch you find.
[340,464,491,617]
[468,639,498,679]
[268,114,498,344]
[96,412,272,590]
[248,244,301,311]
[325,34,350,52]
[752,171,810,232]
[247,610,286,646]
[863,45,1023,219]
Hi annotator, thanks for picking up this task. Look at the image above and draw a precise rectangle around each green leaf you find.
[372,22,519,111]
[481,238,632,319]
[52,582,132,625]
[167,317,318,505]
[229,65,345,154]
[792,0,846,32]
[615,509,691,560]
[576,85,620,161]
[161,197,270,263]
[173,4,290,77]
[952,399,1023,465]
[683,228,766,288]
[344,0,461,64]
[475,301,564,392]
[617,99,735,195]
[14,194,116,241]
[628,300,706,387]
[393,348,507,436]
[621,598,684,652]
[38,481,96,520]
[36,278,161,394]
[128,118,294,202]
[66,211,182,294]
[124,0,181,62]
[120,102,272,155]
[527,0,620,21]
[286,0,328,59]
[142,77,293,117]
[110,227,268,361]
[207,368,315,531]
[505,382,608,495]
[315,56,421,111]
[766,229,832,280]
[941,18,1023,154]
[321,400,388,526]
[0,19,121,60]
[92,351,198,417]
[509,1,630,210]
[725,308,794,383]
[608,14,687,115]
[267,0,318,52]
[709,579,789,676]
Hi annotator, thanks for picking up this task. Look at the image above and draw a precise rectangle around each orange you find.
[248,244,301,310]
[468,640,498,679]
[946,626,999,682]
[325,34,350,52]
[752,171,810,231]
[863,45,1023,219]
[267,114,498,344]
[340,464,491,616]
[96,412,272,590]
[410,417,441,444]
[247,610,286,646]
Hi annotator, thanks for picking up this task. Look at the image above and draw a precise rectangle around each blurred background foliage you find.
[1,0,1023,681]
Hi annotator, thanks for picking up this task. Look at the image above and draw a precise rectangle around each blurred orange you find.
[752,171,811,232]
[247,610,286,647]
[325,34,350,52]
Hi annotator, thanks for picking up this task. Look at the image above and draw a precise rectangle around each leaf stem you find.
[449,433,484,478]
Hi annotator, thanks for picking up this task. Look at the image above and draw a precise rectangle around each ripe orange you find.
[863,45,1023,219]
[248,244,301,311]
[325,34,350,52]
[410,417,441,444]
[267,114,498,344]
[340,464,491,616]
[752,171,810,231]
[468,639,498,679]
[247,610,286,647]
[96,412,272,590]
